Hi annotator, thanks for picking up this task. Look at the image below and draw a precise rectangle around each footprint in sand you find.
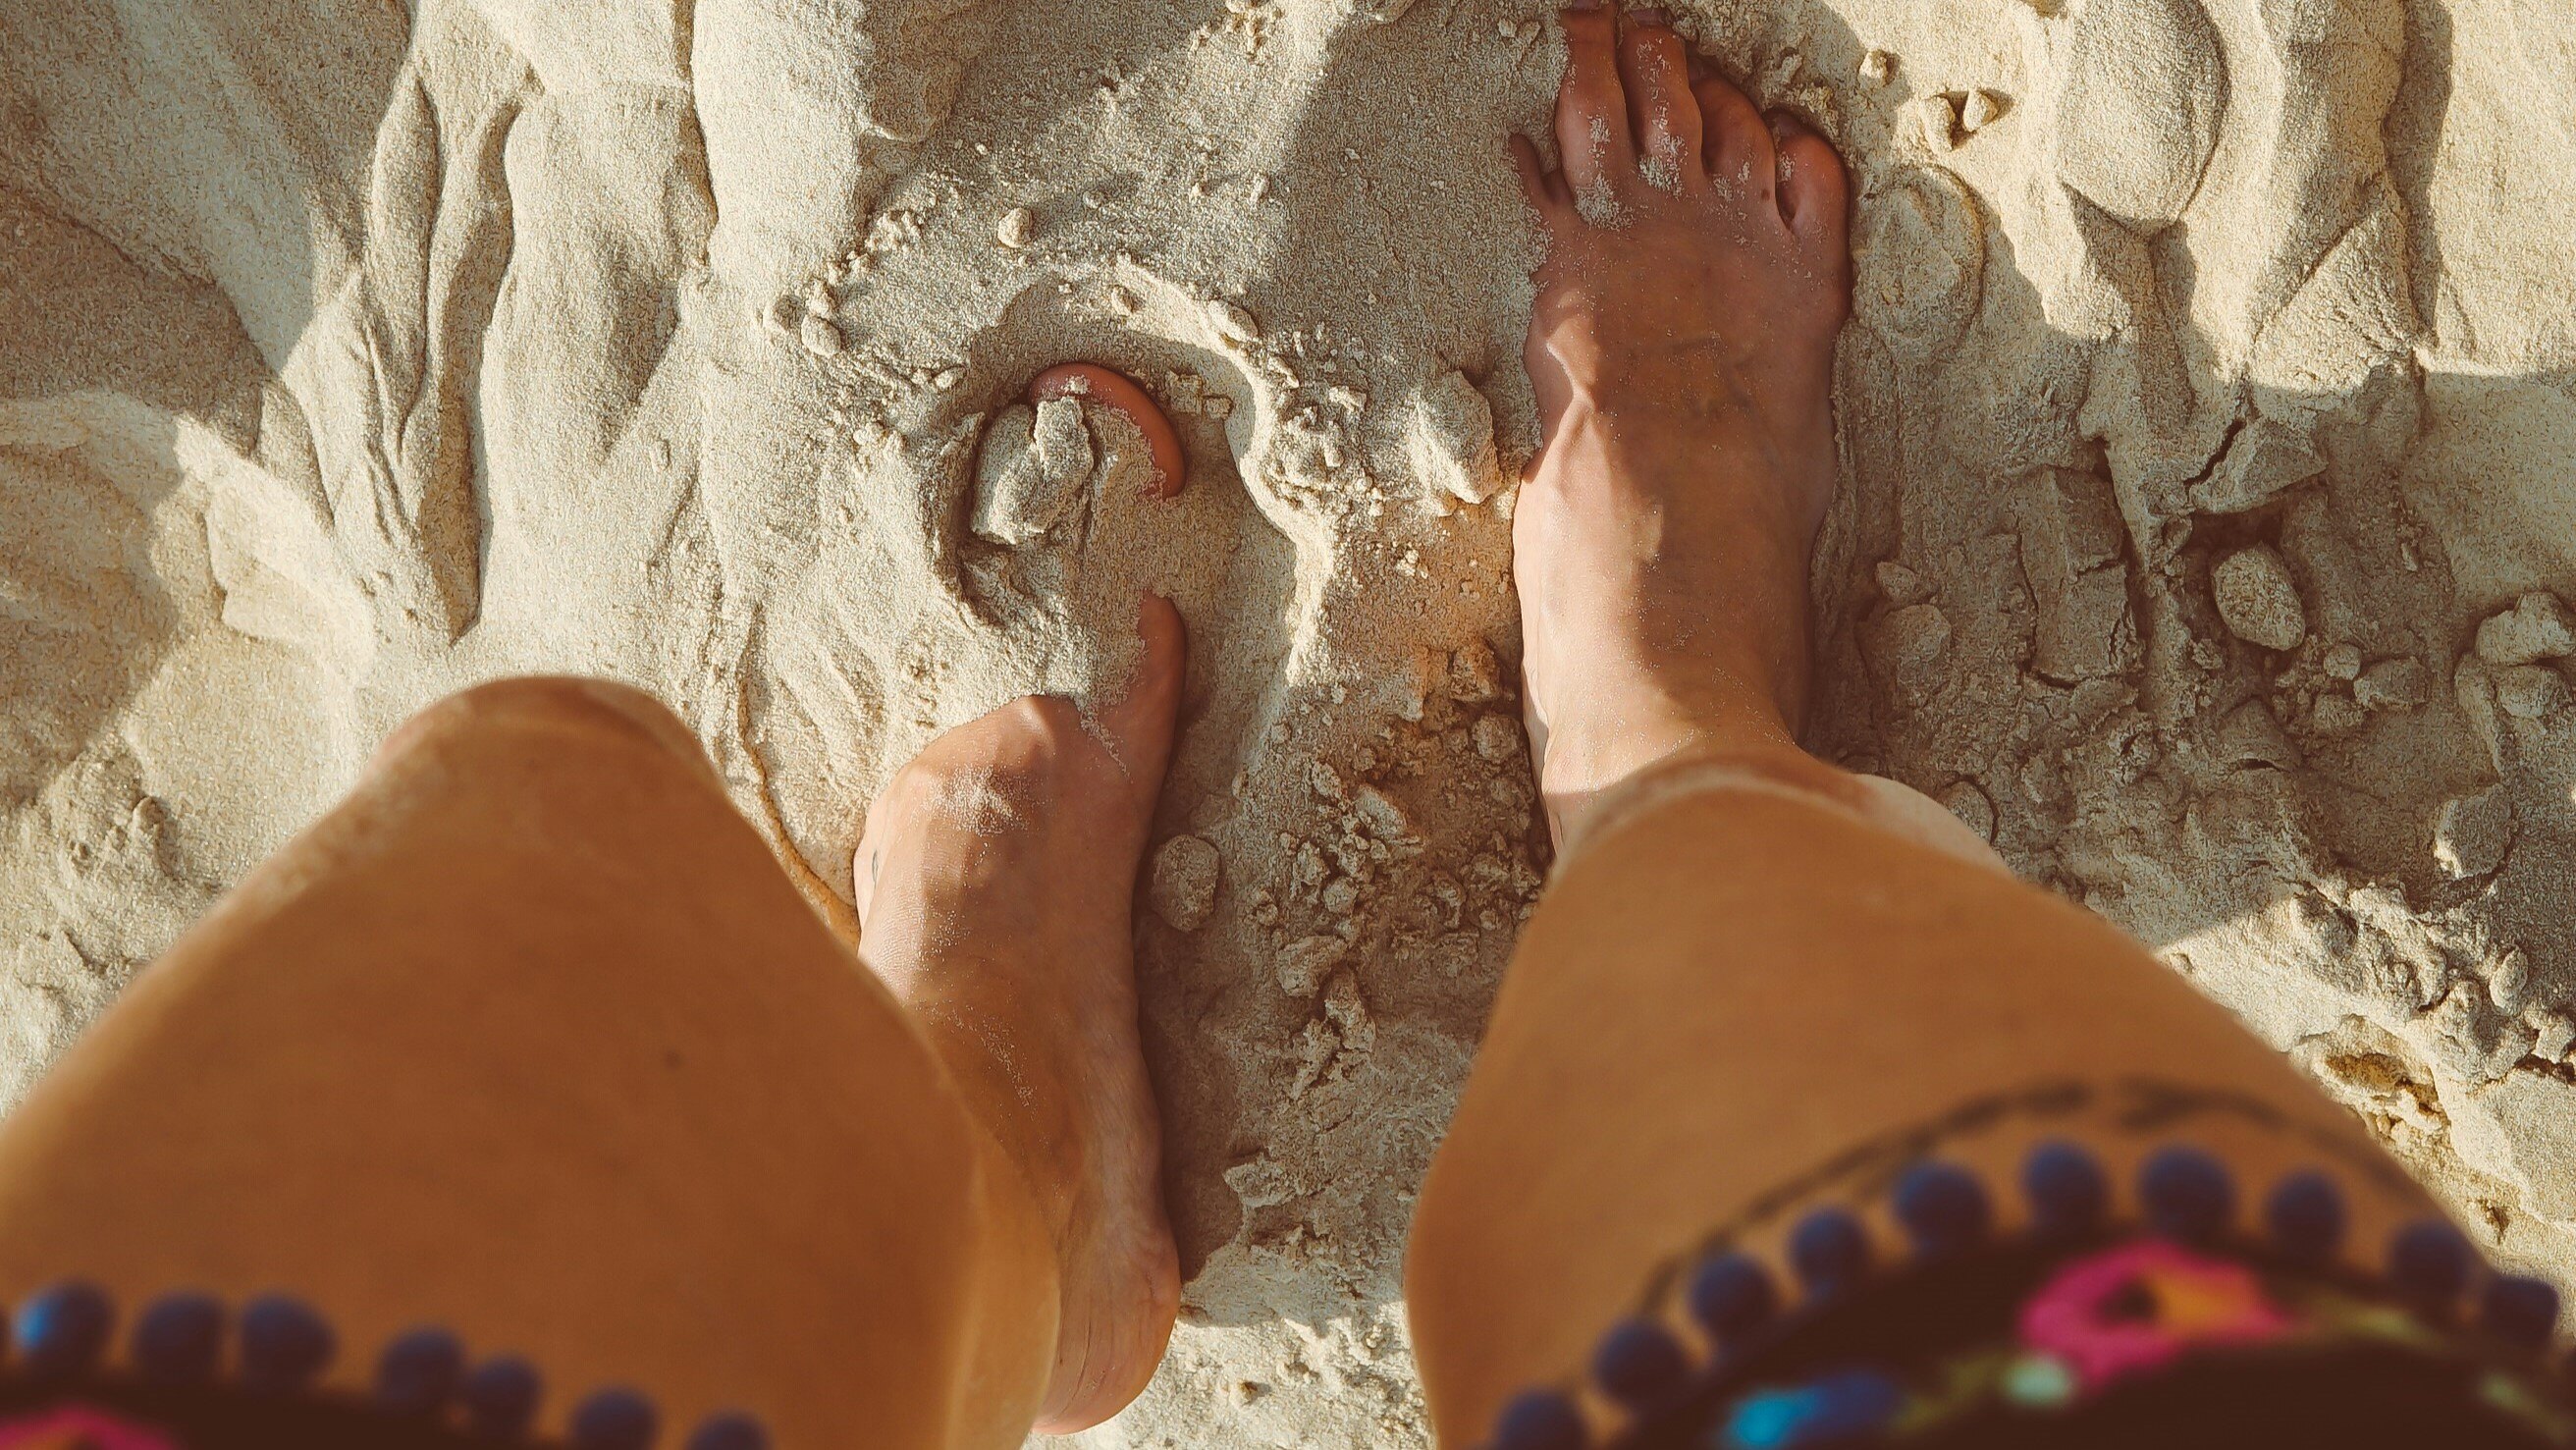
[971,363,1184,548]
[959,362,1199,657]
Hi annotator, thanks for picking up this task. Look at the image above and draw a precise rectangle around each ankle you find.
[1534,679,1802,844]
[926,1010,1072,1205]
[1547,731,1863,858]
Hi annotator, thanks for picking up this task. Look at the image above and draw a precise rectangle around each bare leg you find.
[0,591,1189,1444]
[852,595,1188,1432]
[0,678,1059,1447]
[1405,6,2440,1438]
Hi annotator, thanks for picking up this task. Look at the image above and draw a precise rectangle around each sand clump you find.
[2212,544,2307,652]
[1149,832,1223,931]
[7,0,2576,1444]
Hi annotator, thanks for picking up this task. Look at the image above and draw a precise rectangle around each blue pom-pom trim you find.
[131,1292,224,1385]
[1893,1161,1991,1258]
[373,1325,466,1417]
[1589,1317,1689,1408]
[2388,1220,2474,1311]
[2481,1275,2560,1348]
[1686,1253,1778,1344]
[463,1355,546,1438]
[2262,1171,2346,1261]
[571,1385,661,1450]
[0,1285,780,1450]
[1788,1208,1872,1296]
[237,1294,335,1393]
[1451,1151,2561,1450]
[16,1282,114,1379]
[2138,1147,2235,1244]
[685,1412,772,1450]
[2020,1141,2108,1236]
[1490,1387,1588,1450]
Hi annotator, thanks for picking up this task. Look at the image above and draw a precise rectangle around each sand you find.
[5,0,2576,1442]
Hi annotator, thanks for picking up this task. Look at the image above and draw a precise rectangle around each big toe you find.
[1030,362,1186,499]
[1099,593,1188,790]
[1767,110,1850,251]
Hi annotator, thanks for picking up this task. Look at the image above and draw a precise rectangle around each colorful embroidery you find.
[1698,1231,2570,1446]
[2018,1239,2292,1388]
[1490,1139,2576,1450]
[0,1405,181,1450]
[1716,1369,1904,1449]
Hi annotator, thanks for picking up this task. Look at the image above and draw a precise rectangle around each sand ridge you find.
[6,0,2576,1443]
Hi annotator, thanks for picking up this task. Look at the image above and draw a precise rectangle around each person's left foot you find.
[853,386,1188,1432]
[1505,1,1852,845]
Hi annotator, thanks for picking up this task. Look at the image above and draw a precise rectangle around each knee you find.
[1846,776,2013,879]
[375,677,711,776]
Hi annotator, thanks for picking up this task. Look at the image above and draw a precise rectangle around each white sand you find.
[5,0,2576,1442]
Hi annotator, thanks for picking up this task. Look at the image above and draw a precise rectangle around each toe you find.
[375,678,712,780]
[1617,10,1701,187]
[853,815,885,925]
[1692,74,1776,210]
[1767,110,1851,250]
[1030,363,1185,498]
[1553,1,1634,205]
[1510,134,1574,222]
[1098,594,1188,787]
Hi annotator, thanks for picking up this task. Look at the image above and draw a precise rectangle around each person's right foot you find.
[853,374,1190,1434]
[1507,2,1852,846]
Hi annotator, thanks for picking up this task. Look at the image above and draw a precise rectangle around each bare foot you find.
[1508,2,1852,846]
[852,377,1188,1433]
[1031,362,1186,498]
